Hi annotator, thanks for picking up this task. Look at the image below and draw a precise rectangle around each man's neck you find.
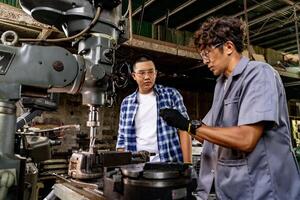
[138,88,154,94]
[224,53,242,77]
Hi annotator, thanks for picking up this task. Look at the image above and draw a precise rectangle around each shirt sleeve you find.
[172,89,189,120]
[238,64,279,126]
[116,100,126,149]
[203,108,213,126]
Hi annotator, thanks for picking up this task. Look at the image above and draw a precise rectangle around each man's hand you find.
[159,109,190,131]
[160,109,202,135]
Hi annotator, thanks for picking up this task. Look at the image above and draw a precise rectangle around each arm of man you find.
[191,134,204,143]
[171,89,192,162]
[160,109,264,153]
[179,130,192,163]
[116,101,126,151]
[195,123,264,152]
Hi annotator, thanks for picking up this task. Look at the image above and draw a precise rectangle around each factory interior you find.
[1,0,300,199]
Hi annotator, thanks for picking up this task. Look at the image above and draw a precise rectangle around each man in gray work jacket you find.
[160,17,300,199]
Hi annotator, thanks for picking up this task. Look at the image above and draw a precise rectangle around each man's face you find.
[132,60,157,94]
[199,43,229,76]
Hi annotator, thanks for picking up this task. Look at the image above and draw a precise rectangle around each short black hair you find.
[132,54,155,71]
[194,17,245,53]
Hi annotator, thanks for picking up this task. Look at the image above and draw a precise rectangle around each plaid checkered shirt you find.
[116,84,189,162]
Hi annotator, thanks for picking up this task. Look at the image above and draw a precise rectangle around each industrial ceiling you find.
[1,0,300,97]
[120,0,300,97]
[127,0,300,54]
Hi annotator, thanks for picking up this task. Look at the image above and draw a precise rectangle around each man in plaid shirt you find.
[116,55,191,162]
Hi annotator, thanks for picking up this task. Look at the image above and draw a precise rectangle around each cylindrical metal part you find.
[87,106,100,153]
[0,101,16,155]
[87,106,100,127]
[89,127,97,153]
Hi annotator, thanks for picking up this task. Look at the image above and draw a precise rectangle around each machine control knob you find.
[103,49,113,64]
[52,61,64,72]
[91,64,105,80]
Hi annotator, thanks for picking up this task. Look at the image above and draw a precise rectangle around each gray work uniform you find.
[196,57,300,200]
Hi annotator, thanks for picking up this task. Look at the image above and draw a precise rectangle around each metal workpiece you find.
[0,101,16,156]
[68,151,102,179]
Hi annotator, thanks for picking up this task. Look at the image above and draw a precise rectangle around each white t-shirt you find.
[135,91,160,162]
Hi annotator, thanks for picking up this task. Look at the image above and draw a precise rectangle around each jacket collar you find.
[232,56,250,77]
[216,56,250,82]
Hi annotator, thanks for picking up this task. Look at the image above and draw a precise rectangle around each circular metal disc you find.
[123,177,191,188]
[143,170,180,179]
[120,163,144,178]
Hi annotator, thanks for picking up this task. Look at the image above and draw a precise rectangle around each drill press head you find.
[19,0,128,107]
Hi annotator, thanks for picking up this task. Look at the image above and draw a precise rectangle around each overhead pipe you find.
[244,0,252,59]
[138,0,146,35]
[293,6,300,66]
[128,0,133,43]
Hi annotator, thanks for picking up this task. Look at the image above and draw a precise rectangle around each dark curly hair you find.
[194,17,245,53]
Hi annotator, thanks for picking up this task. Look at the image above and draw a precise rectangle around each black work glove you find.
[159,108,190,131]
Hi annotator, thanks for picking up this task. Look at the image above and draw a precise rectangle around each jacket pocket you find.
[215,159,253,200]
[223,97,240,126]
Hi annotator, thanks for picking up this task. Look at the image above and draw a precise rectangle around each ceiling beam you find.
[132,0,156,17]
[289,49,299,54]
[280,44,299,51]
[250,16,300,38]
[284,81,300,87]
[251,24,294,42]
[280,0,300,10]
[271,39,298,49]
[249,5,293,27]
[153,0,197,25]
[259,32,300,46]
[231,0,273,18]
[175,0,236,30]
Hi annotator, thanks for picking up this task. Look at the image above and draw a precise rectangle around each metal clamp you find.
[1,31,19,46]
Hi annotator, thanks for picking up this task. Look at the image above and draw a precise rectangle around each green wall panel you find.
[132,19,152,38]
[0,0,19,7]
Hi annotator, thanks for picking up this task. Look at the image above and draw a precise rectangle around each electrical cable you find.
[122,0,130,18]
